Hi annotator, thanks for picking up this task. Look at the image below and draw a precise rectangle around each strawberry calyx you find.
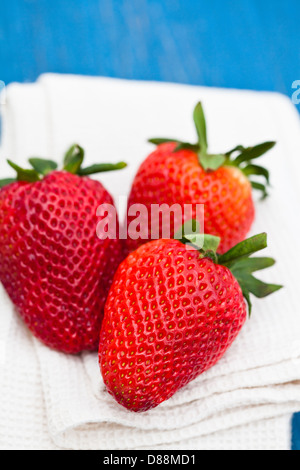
[149,102,276,199]
[62,144,127,175]
[175,221,283,315]
[0,144,127,188]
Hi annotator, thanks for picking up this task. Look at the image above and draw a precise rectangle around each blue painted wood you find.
[292,413,300,451]
[0,0,299,448]
[0,0,299,103]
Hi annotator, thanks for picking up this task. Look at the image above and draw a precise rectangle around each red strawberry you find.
[99,227,282,412]
[0,144,127,354]
[126,103,275,254]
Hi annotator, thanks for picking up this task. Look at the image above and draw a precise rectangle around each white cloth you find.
[0,74,300,450]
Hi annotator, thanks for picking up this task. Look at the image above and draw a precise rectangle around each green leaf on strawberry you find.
[229,141,276,164]
[0,144,127,188]
[7,160,41,183]
[176,225,283,316]
[0,178,16,188]
[78,162,127,176]
[148,102,276,197]
[29,158,58,176]
[250,181,269,199]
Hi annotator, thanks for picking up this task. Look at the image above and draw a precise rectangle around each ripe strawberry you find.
[126,103,276,254]
[99,227,282,412]
[0,144,127,354]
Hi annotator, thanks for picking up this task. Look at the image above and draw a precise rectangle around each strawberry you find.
[0,144,127,354]
[99,226,282,412]
[126,103,276,254]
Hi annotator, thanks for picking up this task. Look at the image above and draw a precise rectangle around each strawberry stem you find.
[148,102,276,196]
[193,102,208,155]
[63,144,85,174]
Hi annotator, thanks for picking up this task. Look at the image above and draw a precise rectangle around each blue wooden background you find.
[0,0,299,449]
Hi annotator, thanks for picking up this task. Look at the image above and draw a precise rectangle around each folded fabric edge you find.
[50,402,298,450]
